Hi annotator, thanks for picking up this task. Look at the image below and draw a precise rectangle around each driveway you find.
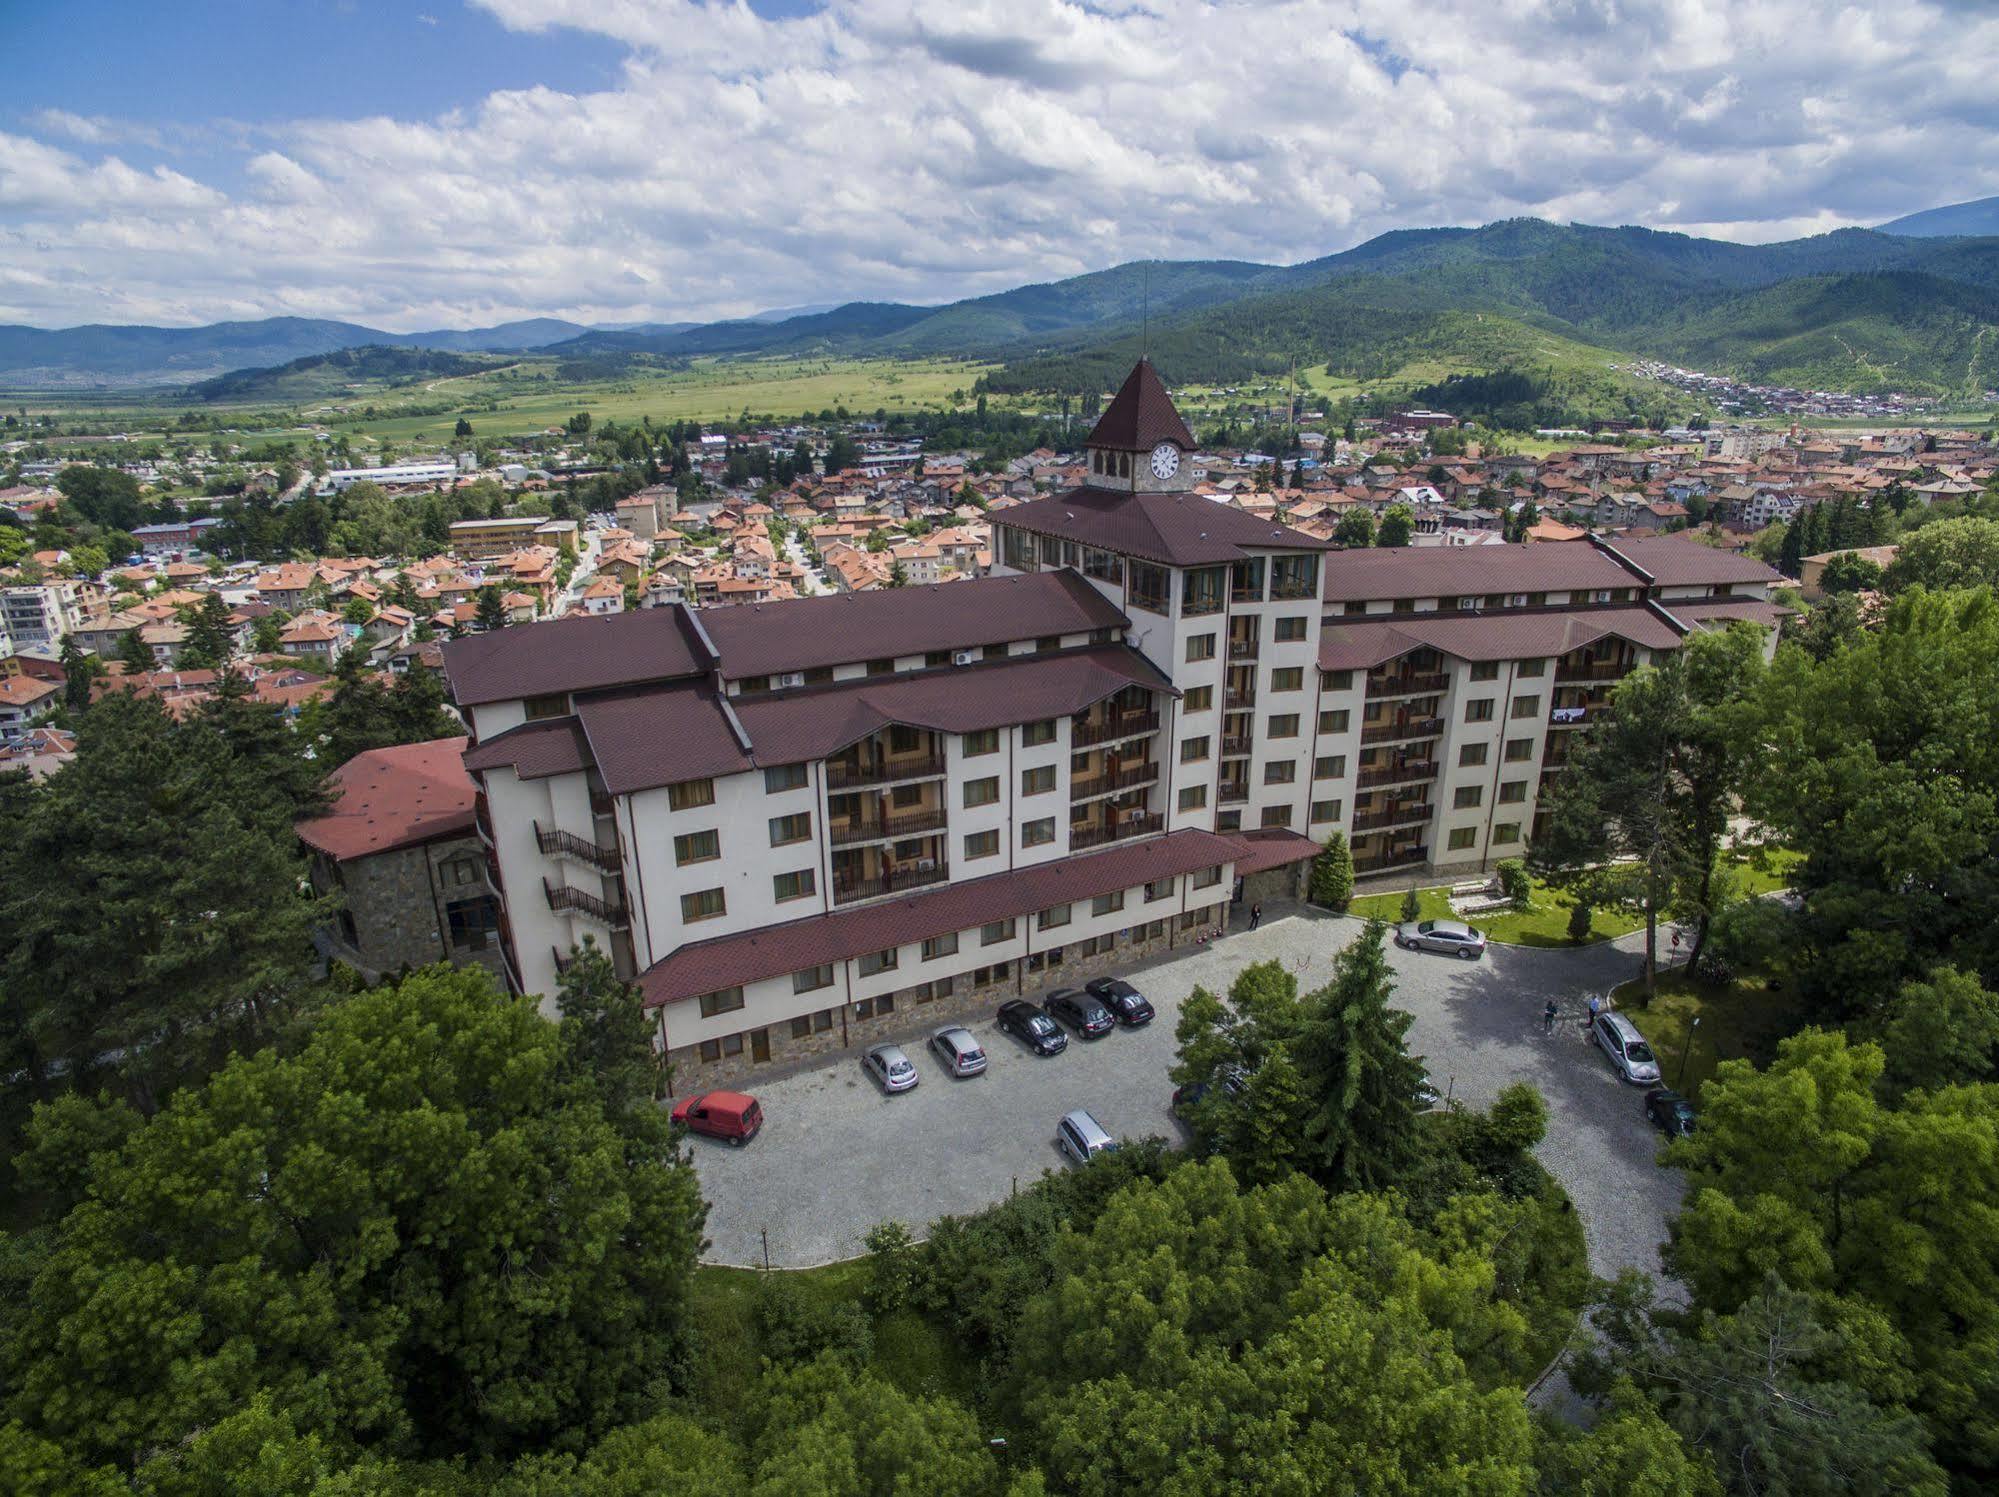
[685,909,1685,1283]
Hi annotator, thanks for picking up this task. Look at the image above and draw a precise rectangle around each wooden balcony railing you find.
[544,879,628,928]
[1218,782,1250,805]
[1354,847,1428,876]
[1071,710,1160,748]
[825,750,947,791]
[1356,761,1437,789]
[1556,660,1628,682]
[1352,802,1436,834]
[536,822,620,873]
[1227,638,1259,660]
[1224,688,1256,711]
[1360,717,1444,746]
[828,804,948,847]
[1069,812,1165,851]
[1220,734,1253,757]
[1070,761,1159,801]
[1367,672,1447,699]
[831,860,949,906]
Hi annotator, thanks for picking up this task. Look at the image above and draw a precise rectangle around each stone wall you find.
[310,833,509,988]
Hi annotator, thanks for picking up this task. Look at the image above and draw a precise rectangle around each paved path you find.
[685,910,1684,1285]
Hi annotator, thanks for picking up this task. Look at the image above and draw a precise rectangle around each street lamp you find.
[1676,1016,1702,1091]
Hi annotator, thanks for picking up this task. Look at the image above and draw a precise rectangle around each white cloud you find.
[3,0,1997,328]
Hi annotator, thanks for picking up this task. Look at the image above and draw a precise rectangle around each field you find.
[1350,876,1645,948]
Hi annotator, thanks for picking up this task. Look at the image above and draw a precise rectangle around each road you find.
[784,530,829,595]
[683,908,1684,1284]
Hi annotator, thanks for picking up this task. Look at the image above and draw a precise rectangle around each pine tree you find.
[1292,922,1425,1191]
[1308,830,1355,910]
[115,627,154,675]
[556,935,659,1113]
[475,585,508,632]
[177,592,236,670]
[58,633,97,713]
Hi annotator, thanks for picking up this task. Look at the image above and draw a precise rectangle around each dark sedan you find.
[1085,977,1155,1027]
[1645,1087,1697,1138]
[1045,988,1117,1039]
[996,999,1068,1055]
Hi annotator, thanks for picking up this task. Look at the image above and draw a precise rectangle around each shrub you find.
[862,1220,919,1314]
[1692,951,1736,988]
[1496,858,1530,906]
[1567,901,1594,944]
[1400,885,1422,922]
[1309,830,1356,910]
[753,1273,873,1367]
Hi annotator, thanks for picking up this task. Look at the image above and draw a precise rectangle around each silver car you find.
[1056,1108,1116,1165]
[863,1043,920,1094]
[929,1025,988,1078]
[1593,1011,1662,1084]
[1394,918,1487,959]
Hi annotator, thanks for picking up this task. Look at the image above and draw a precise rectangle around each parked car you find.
[1393,918,1487,959]
[996,999,1068,1055]
[1045,988,1117,1039]
[929,1025,988,1078]
[864,1043,920,1094]
[1056,1108,1117,1165]
[1414,1071,1444,1111]
[1645,1087,1697,1137]
[1086,976,1155,1026]
[1172,1063,1248,1118]
[670,1090,763,1146]
[1593,1011,1663,1084]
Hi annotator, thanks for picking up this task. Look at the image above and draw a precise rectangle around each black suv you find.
[996,999,1068,1055]
[1644,1087,1697,1137]
[1045,988,1117,1039]
[1085,977,1155,1027]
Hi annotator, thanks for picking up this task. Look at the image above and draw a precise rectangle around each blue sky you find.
[2,0,1995,330]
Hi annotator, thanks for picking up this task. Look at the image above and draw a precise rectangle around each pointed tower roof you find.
[1086,359,1196,451]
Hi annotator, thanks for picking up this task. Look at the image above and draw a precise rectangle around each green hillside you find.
[186,345,507,404]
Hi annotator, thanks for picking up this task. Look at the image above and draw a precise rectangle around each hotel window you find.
[1021,719,1057,747]
[1500,779,1528,804]
[1516,659,1545,678]
[697,986,744,1018]
[1092,890,1125,917]
[1274,616,1308,642]
[681,887,727,923]
[1270,553,1319,600]
[867,658,894,677]
[1022,765,1057,796]
[793,965,834,994]
[1314,754,1346,779]
[1186,632,1216,662]
[1447,827,1478,851]
[1459,742,1489,768]
[1504,736,1534,762]
[773,868,815,902]
[764,764,808,793]
[972,963,1011,985]
[1003,528,1037,570]
[889,724,922,753]
[1465,698,1494,723]
[1128,561,1170,614]
[854,993,896,1019]
[1493,822,1522,846]
[1178,784,1208,812]
[1454,785,1483,809]
[1260,806,1293,828]
[1039,535,1062,567]
[926,650,953,667]
[964,828,1000,860]
[668,777,715,811]
[1267,713,1299,738]
[982,918,1016,945]
[673,829,719,865]
[922,933,959,960]
[1181,735,1210,763]
[964,727,999,756]
[1022,817,1055,847]
[1036,635,1060,652]
[1145,877,1175,902]
[1082,548,1121,582]
[1217,811,1242,832]
[1271,667,1303,692]
[1230,556,1265,602]
[1183,566,1225,617]
[524,693,571,721]
[769,811,812,846]
[1264,760,1296,785]
[1193,865,1224,889]
[1511,695,1542,719]
[859,948,898,977]
[963,776,999,807]
[1311,798,1343,823]
[1323,670,1354,691]
[1318,708,1350,734]
[1184,685,1214,713]
[1470,661,1499,681]
[1038,904,1072,931]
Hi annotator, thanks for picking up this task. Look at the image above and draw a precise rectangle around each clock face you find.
[1149,443,1180,479]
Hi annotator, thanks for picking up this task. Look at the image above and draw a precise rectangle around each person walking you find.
[1542,1000,1559,1033]
[1249,902,1263,931]
[1587,994,1603,1024]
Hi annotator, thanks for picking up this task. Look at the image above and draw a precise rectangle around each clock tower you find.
[1082,357,1196,495]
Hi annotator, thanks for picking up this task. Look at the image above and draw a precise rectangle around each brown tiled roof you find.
[1659,597,1793,630]
[1593,535,1783,587]
[1321,542,1635,602]
[462,717,593,781]
[442,606,711,707]
[640,828,1239,1008]
[576,681,753,795]
[1227,828,1321,876]
[1087,359,1197,451]
[996,487,1330,567]
[296,737,474,861]
[1318,606,1685,670]
[698,570,1127,680]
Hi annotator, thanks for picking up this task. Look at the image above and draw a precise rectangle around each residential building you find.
[0,674,59,743]
[1,581,89,651]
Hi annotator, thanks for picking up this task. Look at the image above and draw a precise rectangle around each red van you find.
[671,1090,763,1146]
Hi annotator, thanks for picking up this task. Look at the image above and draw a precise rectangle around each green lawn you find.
[1727,845,1803,896]
[1349,875,1643,948]
[1608,968,1805,1101]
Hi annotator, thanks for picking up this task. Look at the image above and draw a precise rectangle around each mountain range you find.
[5,206,1998,401]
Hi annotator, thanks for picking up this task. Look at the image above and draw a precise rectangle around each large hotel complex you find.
[445,362,1784,1082]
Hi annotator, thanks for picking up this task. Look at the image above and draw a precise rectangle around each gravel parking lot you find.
[686,907,1687,1284]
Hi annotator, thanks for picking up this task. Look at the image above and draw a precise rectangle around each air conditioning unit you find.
[1592,590,1613,603]
[952,650,977,666]
[1508,594,1528,607]
[776,671,805,689]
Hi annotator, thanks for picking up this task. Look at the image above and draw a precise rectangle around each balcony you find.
[828,804,949,847]
[1228,638,1259,660]
[1556,659,1628,683]
[1366,672,1447,699]
[1354,847,1428,876]
[832,860,949,906]
[1069,811,1165,851]
[536,822,620,874]
[1547,706,1605,730]
[1218,782,1250,805]
[1352,802,1435,834]
[1071,760,1160,802]
[1220,734,1253,757]
[826,750,947,791]
[544,878,628,928]
[1357,760,1437,790]
[1360,717,1444,746]
[1224,687,1256,711]
[1072,709,1160,748]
